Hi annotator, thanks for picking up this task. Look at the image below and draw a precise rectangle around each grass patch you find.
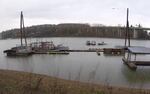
[0,69,149,94]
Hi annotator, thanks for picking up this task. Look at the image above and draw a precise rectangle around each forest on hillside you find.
[1,23,149,39]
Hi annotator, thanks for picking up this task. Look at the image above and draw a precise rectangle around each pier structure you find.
[32,48,124,56]
[122,46,150,70]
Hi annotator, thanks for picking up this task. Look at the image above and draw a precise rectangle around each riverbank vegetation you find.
[1,23,149,40]
[0,69,149,94]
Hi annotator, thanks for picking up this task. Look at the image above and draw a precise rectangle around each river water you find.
[1,37,150,89]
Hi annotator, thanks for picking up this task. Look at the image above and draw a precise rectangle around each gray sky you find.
[0,0,150,32]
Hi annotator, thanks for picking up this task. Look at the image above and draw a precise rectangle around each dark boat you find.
[97,42,107,45]
[86,41,91,45]
[4,46,33,56]
[86,41,96,45]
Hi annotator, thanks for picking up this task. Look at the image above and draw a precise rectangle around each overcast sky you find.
[0,0,150,32]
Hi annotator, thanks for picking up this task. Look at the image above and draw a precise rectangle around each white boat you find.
[91,41,96,45]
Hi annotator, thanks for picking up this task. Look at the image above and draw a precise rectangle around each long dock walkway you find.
[68,49,103,52]
[32,48,125,56]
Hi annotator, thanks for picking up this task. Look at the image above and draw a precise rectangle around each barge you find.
[4,46,33,56]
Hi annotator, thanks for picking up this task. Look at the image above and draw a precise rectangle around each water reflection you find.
[121,65,150,88]
[122,67,150,82]
[5,56,34,72]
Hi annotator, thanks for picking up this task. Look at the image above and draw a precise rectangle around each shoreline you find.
[0,69,149,94]
[1,36,150,40]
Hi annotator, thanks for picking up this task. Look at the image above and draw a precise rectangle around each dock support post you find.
[134,54,136,61]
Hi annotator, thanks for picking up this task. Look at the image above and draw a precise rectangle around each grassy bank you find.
[0,69,149,94]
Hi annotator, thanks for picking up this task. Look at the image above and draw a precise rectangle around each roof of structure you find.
[127,46,150,54]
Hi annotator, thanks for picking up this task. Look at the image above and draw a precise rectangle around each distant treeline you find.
[1,23,149,39]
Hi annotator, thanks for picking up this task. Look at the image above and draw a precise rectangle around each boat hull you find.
[4,49,33,56]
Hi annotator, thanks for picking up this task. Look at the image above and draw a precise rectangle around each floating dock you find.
[48,51,69,55]
[4,48,125,56]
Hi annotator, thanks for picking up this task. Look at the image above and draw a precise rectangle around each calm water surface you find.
[1,37,150,89]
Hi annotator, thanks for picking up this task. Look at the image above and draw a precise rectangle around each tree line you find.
[1,23,149,39]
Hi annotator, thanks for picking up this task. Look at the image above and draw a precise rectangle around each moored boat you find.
[97,42,107,45]
[30,41,55,52]
[3,12,33,56]
[91,41,96,45]
[86,41,96,45]
[4,46,33,56]
[86,41,91,45]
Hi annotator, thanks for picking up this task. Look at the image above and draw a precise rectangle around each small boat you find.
[91,41,96,45]
[97,42,107,45]
[86,41,91,45]
[96,51,101,56]
[86,41,96,46]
